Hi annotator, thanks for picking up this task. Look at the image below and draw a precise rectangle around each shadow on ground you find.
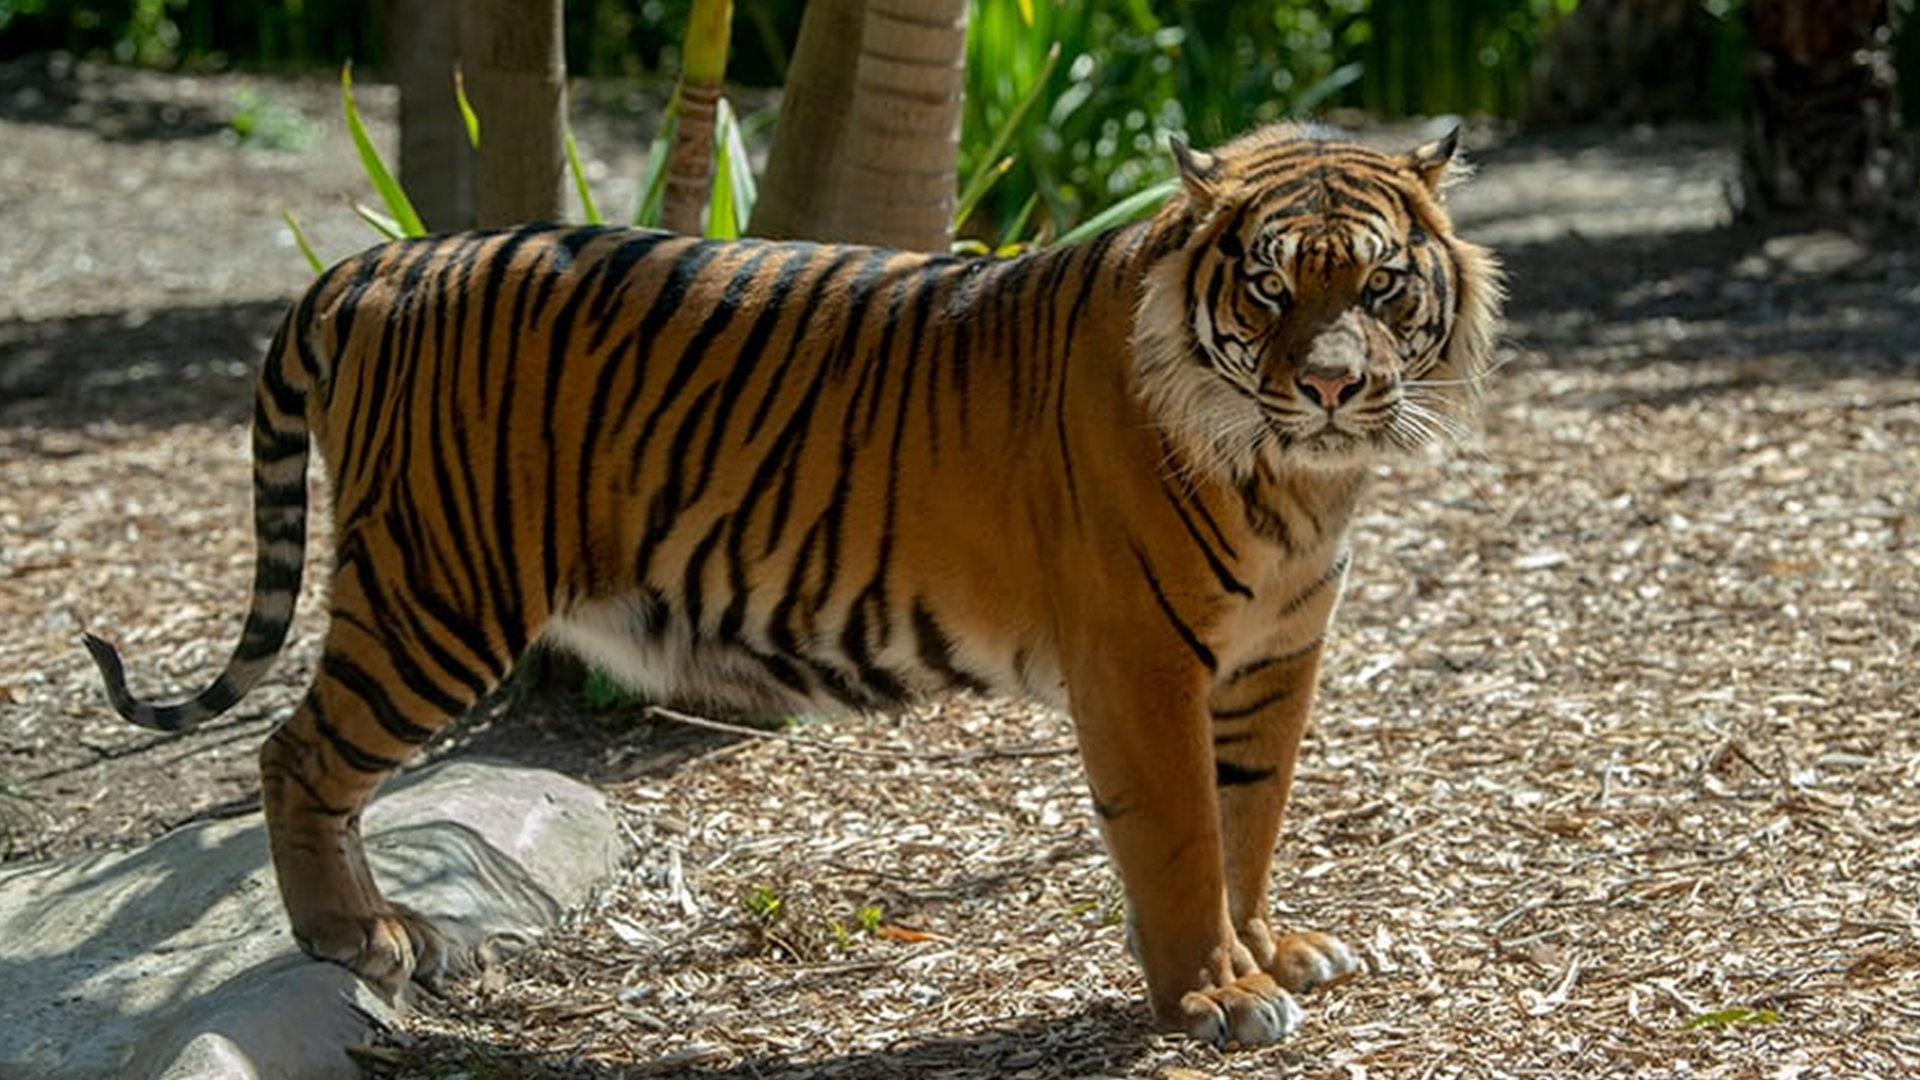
[0,300,283,429]
[368,999,1160,1080]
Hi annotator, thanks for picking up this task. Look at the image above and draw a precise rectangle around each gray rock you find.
[0,760,622,1080]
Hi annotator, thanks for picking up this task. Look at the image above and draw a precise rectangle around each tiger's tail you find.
[85,306,316,733]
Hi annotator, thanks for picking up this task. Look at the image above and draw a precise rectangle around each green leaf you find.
[1292,61,1366,117]
[710,96,757,238]
[1052,177,1178,248]
[341,61,426,237]
[632,107,677,227]
[582,670,639,710]
[350,200,405,241]
[281,209,326,274]
[564,121,602,225]
[453,65,480,149]
[953,42,1059,235]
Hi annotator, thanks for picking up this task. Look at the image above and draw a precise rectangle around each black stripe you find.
[320,651,440,747]
[477,230,545,654]
[262,738,359,817]
[640,382,718,556]
[1279,549,1352,617]
[1167,483,1251,599]
[744,247,867,443]
[841,587,908,706]
[682,245,813,508]
[1218,637,1323,689]
[306,687,406,774]
[682,510,728,634]
[385,503,503,698]
[1216,761,1277,787]
[1131,542,1216,672]
[911,599,992,694]
[421,240,501,650]
[1211,682,1295,723]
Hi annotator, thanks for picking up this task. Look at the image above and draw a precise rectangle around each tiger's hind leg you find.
[260,567,510,995]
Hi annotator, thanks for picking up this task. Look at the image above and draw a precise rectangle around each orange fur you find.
[87,123,1501,1047]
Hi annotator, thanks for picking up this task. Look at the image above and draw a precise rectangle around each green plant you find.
[1684,1006,1781,1031]
[287,58,759,268]
[742,885,785,923]
[227,87,315,151]
[580,670,643,710]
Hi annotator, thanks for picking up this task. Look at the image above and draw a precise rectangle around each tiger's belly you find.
[543,591,1064,715]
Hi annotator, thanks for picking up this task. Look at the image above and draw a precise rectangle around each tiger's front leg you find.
[1067,645,1302,1047]
[1210,639,1361,1001]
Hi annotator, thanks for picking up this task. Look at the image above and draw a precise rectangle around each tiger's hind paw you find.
[293,902,456,1000]
[1171,973,1303,1048]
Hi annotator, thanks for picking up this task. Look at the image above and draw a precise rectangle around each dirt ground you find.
[3,56,1918,1080]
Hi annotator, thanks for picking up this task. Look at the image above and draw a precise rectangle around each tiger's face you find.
[1135,124,1501,483]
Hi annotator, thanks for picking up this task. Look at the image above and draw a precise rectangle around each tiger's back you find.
[86,123,1501,1049]
[300,225,1145,716]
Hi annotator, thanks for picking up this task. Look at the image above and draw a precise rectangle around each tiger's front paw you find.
[1245,922,1361,994]
[1272,928,1360,993]
[292,902,453,999]
[1167,972,1303,1048]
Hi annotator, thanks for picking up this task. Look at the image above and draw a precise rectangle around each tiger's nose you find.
[1296,366,1364,410]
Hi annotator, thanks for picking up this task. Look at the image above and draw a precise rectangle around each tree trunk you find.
[471,0,566,227]
[749,0,968,251]
[387,0,474,231]
[1527,0,1714,125]
[830,0,968,250]
[1739,0,1904,221]
[660,0,733,235]
[748,0,865,241]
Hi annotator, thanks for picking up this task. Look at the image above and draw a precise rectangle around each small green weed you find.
[742,885,785,923]
[581,669,643,711]
[1685,1006,1781,1030]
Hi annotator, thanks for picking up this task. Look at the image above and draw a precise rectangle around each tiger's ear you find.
[1406,126,1460,194]
[1170,136,1221,216]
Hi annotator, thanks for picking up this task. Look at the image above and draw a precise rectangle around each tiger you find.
[84,121,1501,1047]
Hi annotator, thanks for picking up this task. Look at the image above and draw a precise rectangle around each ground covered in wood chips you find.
[3,60,1917,1079]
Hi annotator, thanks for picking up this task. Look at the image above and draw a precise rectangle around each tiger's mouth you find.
[1262,400,1408,470]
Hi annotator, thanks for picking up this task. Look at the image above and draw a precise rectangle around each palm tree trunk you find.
[387,0,473,231]
[828,0,969,250]
[1739,0,1904,220]
[747,0,864,240]
[660,0,733,235]
[749,0,968,251]
[471,0,566,227]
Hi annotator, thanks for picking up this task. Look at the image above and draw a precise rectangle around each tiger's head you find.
[1134,123,1503,484]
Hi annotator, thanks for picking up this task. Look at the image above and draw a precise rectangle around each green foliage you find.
[227,86,315,151]
[340,61,424,239]
[824,903,886,951]
[959,0,1581,240]
[742,885,784,922]
[1684,1006,1781,1030]
[581,669,642,710]
[629,95,761,235]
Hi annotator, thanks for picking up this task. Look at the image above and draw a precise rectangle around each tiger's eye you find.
[1253,270,1287,299]
[1366,267,1399,294]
